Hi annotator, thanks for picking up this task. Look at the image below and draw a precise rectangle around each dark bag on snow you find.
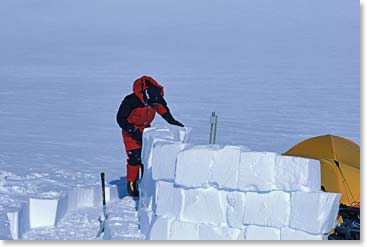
[328,204,360,240]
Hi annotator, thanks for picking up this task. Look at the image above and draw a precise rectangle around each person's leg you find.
[126,148,142,182]
[122,130,142,197]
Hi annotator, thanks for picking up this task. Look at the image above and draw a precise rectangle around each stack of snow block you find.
[138,125,191,235]
[138,127,341,240]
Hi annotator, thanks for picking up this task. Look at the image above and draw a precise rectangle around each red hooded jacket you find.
[117,76,176,135]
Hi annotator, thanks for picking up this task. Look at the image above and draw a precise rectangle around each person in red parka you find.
[116,76,184,197]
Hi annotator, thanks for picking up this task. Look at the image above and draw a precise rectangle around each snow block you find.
[148,217,173,240]
[7,203,30,240]
[170,220,199,240]
[181,187,227,225]
[209,146,241,189]
[6,185,121,239]
[67,187,95,210]
[290,192,341,234]
[237,228,247,240]
[175,145,219,188]
[138,209,155,236]
[274,156,321,192]
[142,126,191,169]
[167,125,192,143]
[198,224,242,240]
[246,225,281,240]
[138,167,155,206]
[152,141,187,181]
[29,198,58,228]
[238,152,276,191]
[108,185,119,202]
[7,211,20,240]
[142,128,175,170]
[243,191,290,228]
[280,227,326,240]
[93,185,118,205]
[56,193,68,222]
[226,191,246,228]
[155,181,184,218]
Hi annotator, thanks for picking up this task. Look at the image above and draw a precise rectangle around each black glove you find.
[162,112,184,127]
[131,128,142,141]
[171,120,184,127]
[123,123,142,141]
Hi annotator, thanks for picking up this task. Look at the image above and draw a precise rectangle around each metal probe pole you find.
[209,112,218,144]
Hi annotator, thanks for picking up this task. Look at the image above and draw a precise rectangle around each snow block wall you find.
[138,127,341,240]
[6,185,119,239]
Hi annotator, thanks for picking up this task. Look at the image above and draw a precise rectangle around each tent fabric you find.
[283,135,360,169]
[283,135,360,206]
[320,160,360,206]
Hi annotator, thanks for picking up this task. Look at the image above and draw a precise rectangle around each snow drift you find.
[137,126,341,240]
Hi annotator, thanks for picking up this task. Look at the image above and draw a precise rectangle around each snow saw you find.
[96,172,108,238]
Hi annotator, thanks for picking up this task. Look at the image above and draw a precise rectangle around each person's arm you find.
[116,97,142,140]
[154,97,184,127]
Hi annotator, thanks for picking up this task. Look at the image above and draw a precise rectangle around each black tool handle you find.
[101,172,106,207]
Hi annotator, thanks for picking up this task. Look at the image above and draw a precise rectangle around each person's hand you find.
[162,112,184,127]
[172,120,184,127]
[131,128,142,140]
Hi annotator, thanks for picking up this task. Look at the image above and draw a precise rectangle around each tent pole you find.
[336,164,356,204]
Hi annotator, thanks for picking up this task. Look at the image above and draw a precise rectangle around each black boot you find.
[127,180,139,197]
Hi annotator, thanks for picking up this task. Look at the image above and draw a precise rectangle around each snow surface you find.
[0,0,359,240]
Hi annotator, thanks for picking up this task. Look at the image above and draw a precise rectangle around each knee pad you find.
[127,148,142,166]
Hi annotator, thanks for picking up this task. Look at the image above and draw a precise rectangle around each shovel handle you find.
[101,172,106,207]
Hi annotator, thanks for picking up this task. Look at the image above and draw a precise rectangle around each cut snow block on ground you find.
[29,198,59,228]
[7,203,29,240]
[209,146,241,190]
[152,141,188,181]
[290,192,341,235]
[6,211,20,240]
[175,145,220,188]
[6,185,119,239]
[274,156,321,192]
[243,191,290,228]
[67,187,95,211]
[246,225,281,240]
[238,152,276,191]
[155,181,184,218]
[280,227,326,240]
[181,187,227,225]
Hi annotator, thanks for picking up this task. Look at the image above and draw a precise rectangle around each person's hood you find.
[133,76,164,104]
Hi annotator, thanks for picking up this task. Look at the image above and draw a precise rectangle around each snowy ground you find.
[22,196,143,240]
[0,0,359,240]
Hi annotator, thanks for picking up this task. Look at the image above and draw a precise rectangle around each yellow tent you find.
[283,135,360,206]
